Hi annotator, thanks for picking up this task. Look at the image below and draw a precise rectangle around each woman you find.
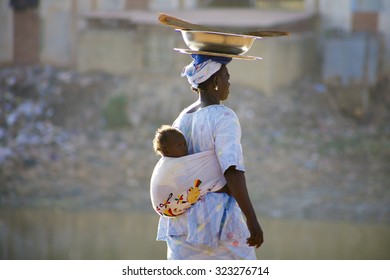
[156,54,264,259]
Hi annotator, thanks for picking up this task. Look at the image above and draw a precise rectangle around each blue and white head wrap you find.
[181,55,232,88]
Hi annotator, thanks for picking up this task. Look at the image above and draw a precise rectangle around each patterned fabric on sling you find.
[150,150,226,217]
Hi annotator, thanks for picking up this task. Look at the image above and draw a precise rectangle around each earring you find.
[215,85,219,91]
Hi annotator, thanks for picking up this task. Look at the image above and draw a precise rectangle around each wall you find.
[149,0,197,10]
[378,0,390,74]
[76,24,188,75]
[76,23,318,96]
[319,0,352,32]
[38,0,135,67]
[77,28,144,74]
[318,0,390,75]
[0,0,13,64]
[230,33,318,95]
[18,0,148,67]
[39,0,75,66]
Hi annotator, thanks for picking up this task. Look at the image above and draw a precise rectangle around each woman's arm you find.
[224,166,264,248]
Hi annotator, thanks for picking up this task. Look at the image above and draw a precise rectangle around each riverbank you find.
[2,207,389,259]
[1,65,389,224]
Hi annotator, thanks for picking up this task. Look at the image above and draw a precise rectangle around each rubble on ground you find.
[0,65,389,223]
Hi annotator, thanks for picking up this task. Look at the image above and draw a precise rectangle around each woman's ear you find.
[212,75,219,89]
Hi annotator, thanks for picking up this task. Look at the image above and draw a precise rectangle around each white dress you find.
[156,105,256,260]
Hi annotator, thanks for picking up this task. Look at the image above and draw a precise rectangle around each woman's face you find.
[217,65,231,101]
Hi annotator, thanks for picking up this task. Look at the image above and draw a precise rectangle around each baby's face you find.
[164,133,188,157]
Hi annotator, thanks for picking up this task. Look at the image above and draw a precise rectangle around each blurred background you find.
[0,0,389,259]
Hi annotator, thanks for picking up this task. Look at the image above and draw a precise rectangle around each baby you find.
[153,125,188,158]
[151,125,229,217]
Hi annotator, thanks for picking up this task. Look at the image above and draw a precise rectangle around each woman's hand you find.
[246,216,264,248]
[224,166,264,249]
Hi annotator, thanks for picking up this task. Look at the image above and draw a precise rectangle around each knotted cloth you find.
[181,54,232,88]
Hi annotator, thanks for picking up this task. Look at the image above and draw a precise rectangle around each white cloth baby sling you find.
[150,149,226,217]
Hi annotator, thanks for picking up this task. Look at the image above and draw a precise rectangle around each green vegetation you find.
[103,94,130,129]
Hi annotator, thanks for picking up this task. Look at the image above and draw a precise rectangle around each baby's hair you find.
[153,125,183,156]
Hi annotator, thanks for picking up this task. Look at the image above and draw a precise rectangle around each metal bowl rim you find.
[177,29,258,39]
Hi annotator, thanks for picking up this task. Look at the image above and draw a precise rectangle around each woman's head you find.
[182,55,231,89]
[153,125,188,158]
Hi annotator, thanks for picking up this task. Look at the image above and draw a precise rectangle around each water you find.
[0,208,389,260]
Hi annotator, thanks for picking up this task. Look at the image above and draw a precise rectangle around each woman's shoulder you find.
[189,104,234,116]
[174,105,238,126]
[205,105,239,121]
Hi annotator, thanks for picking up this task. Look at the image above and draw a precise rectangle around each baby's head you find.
[153,125,188,158]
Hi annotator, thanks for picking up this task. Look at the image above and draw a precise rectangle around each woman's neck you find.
[198,90,220,107]
[186,90,220,114]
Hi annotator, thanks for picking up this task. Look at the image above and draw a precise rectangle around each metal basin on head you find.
[179,30,257,55]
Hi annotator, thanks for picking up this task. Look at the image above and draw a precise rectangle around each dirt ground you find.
[1,65,389,224]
